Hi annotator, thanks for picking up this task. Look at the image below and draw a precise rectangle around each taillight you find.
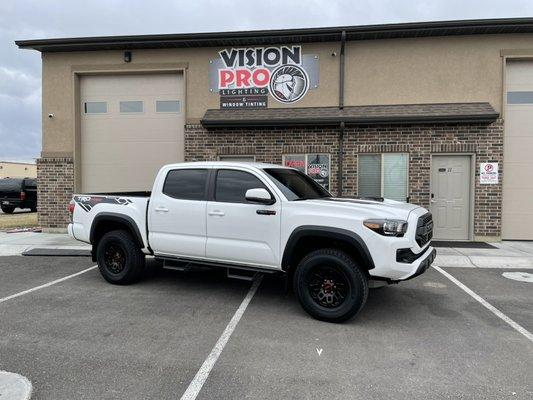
[20,191,26,201]
[68,201,75,214]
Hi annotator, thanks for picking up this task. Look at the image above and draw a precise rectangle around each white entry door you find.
[430,155,471,240]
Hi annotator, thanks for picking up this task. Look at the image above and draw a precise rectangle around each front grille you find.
[416,212,433,247]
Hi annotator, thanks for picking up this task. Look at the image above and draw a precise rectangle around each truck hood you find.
[300,197,421,220]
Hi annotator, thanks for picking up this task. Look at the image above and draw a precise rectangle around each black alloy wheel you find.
[96,230,145,285]
[293,248,368,323]
[307,265,349,308]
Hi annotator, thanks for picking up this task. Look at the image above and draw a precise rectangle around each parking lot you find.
[0,256,531,399]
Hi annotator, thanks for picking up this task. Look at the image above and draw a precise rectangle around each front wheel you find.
[293,248,368,323]
[96,230,145,285]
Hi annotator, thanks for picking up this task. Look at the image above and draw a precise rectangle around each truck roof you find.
[163,161,288,169]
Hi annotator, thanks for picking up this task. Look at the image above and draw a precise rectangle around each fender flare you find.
[281,225,375,271]
[89,212,144,249]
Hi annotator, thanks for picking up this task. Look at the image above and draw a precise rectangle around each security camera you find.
[331,51,337,57]
[48,113,54,118]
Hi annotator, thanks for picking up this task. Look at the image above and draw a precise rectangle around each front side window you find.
[282,154,331,190]
[263,168,331,201]
[163,169,208,200]
[358,153,408,202]
[215,170,267,203]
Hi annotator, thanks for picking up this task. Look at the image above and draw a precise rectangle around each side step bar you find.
[160,257,278,281]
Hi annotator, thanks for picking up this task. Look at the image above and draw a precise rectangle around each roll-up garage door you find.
[80,73,184,192]
[504,61,533,239]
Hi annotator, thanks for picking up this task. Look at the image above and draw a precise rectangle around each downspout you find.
[337,30,346,197]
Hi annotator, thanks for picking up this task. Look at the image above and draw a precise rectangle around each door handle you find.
[154,206,169,213]
[208,210,225,217]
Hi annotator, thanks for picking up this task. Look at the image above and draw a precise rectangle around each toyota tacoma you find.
[68,162,435,322]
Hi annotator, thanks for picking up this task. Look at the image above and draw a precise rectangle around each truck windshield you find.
[263,168,332,201]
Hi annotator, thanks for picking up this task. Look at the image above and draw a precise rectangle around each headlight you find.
[363,219,408,237]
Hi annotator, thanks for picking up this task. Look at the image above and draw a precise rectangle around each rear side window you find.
[163,169,208,200]
[215,170,267,203]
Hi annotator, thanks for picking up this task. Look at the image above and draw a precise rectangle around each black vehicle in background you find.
[0,178,37,213]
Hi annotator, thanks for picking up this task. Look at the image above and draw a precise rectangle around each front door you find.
[206,168,281,268]
[430,155,471,240]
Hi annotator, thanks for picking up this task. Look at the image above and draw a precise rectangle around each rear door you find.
[206,168,281,268]
[148,168,209,258]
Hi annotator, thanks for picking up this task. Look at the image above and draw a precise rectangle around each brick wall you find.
[36,122,503,237]
[185,120,504,238]
[36,157,74,229]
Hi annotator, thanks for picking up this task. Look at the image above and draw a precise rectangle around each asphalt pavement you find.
[0,256,531,399]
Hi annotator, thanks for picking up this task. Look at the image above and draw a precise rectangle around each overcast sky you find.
[1,0,533,162]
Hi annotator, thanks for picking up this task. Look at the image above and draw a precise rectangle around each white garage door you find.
[80,73,184,192]
[504,61,533,239]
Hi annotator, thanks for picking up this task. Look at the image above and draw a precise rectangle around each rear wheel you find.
[293,248,368,323]
[96,230,145,284]
[1,206,15,214]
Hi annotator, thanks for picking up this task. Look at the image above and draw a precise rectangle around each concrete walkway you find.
[0,232,90,257]
[435,241,533,268]
[0,231,532,268]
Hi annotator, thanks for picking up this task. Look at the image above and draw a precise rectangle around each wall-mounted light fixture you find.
[124,51,132,63]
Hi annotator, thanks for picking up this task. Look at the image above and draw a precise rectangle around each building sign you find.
[283,154,330,190]
[209,46,319,107]
[220,95,267,109]
[307,154,330,189]
[480,162,498,184]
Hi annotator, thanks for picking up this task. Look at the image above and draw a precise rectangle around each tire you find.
[293,248,368,323]
[1,206,15,214]
[96,230,145,285]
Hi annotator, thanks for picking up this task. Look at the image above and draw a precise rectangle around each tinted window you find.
[215,170,267,203]
[163,169,208,200]
[0,178,23,191]
[263,168,331,201]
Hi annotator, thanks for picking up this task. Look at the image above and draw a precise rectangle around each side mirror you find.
[245,188,275,205]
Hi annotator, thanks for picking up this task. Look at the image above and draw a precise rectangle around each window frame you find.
[282,153,331,190]
[212,168,274,205]
[357,153,410,201]
[162,168,209,201]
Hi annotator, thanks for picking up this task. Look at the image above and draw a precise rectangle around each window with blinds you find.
[358,153,408,202]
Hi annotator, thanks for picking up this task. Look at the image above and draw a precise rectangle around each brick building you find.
[16,18,533,239]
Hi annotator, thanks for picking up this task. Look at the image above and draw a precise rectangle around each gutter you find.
[200,113,500,128]
[337,31,346,197]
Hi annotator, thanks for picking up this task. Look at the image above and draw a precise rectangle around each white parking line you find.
[434,266,533,343]
[180,275,263,400]
[0,265,97,304]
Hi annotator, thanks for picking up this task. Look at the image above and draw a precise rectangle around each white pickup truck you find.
[68,162,435,322]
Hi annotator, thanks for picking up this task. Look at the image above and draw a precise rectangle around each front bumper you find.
[402,248,436,281]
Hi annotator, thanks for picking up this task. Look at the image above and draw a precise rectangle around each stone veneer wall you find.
[36,157,74,229]
[185,120,504,238]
